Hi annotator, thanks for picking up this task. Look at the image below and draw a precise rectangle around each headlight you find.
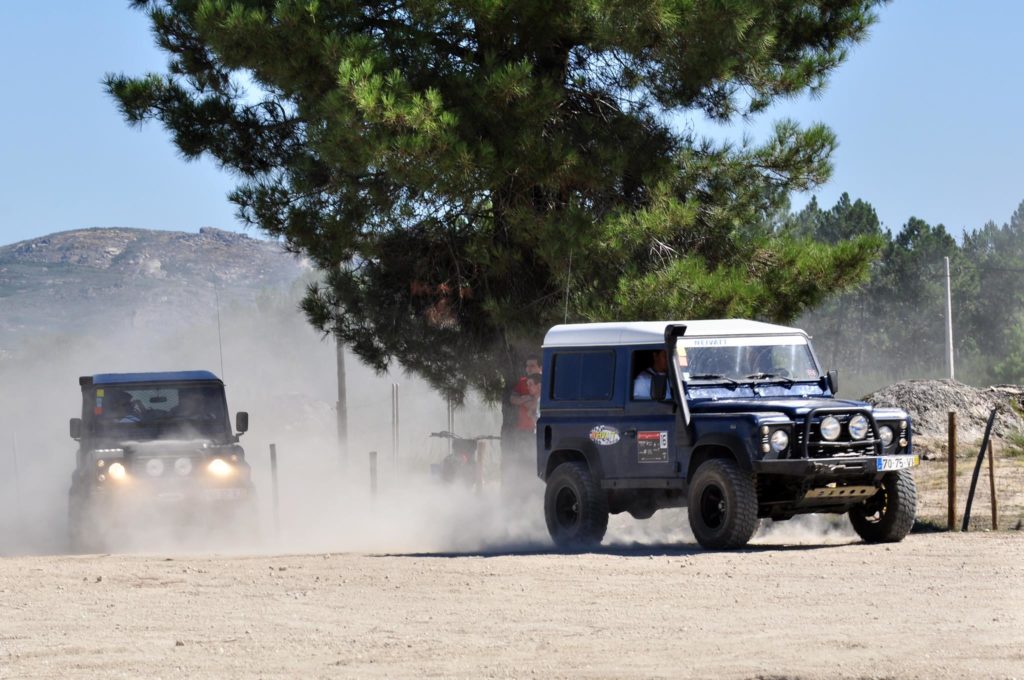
[174,457,193,476]
[108,462,127,481]
[145,458,165,477]
[207,458,233,477]
[878,426,894,447]
[848,414,869,440]
[770,429,789,453]
[819,416,841,441]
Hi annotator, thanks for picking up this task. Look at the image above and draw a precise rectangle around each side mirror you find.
[826,369,839,395]
[650,374,667,401]
[235,411,249,434]
[69,418,82,441]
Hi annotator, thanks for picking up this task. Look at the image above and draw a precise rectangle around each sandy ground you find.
[1,532,1022,679]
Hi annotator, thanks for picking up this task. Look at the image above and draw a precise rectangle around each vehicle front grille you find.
[132,455,201,479]
[788,413,879,459]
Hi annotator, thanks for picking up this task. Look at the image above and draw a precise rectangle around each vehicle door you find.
[617,347,680,479]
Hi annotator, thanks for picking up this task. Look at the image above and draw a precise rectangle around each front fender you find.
[688,431,757,471]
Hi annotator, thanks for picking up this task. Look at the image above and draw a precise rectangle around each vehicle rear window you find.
[551,352,614,401]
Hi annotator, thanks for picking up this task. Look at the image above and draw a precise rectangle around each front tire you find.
[68,493,105,554]
[544,461,608,548]
[687,459,759,549]
[849,470,917,543]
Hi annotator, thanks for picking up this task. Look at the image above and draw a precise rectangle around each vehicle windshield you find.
[88,384,230,440]
[673,334,820,384]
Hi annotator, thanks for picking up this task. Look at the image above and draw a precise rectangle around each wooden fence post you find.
[988,440,998,531]
[947,412,957,532]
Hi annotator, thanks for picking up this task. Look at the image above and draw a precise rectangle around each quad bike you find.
[429,431,500,489]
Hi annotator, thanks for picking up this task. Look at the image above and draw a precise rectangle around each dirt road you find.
[1,532,1021,679]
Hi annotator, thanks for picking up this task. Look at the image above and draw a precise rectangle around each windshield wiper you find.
[688,373,739,386]
[742,372,795,387]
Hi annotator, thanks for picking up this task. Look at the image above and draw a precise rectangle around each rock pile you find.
[863,379,1024,453]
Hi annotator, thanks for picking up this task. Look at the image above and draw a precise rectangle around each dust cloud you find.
[0,286,552,557]
[0,279,864,557]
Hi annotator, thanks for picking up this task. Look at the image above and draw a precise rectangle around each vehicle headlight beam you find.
[207,458,233,478]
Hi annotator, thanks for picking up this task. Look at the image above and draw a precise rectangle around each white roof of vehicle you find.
[542,319,807,348]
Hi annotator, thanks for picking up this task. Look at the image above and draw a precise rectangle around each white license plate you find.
[876,455,919,472]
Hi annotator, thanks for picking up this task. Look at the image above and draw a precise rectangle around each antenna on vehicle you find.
[215,289,225,380]
[563,251,572,323]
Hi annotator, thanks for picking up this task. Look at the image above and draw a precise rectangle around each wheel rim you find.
[554,486,581,529]
[860,485,890,524]
[699,484,727,529]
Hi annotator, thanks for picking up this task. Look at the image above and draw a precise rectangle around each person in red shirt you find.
[504,356,542,491]
[510,356,542,431]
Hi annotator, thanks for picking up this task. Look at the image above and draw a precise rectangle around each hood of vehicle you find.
[688,397,871,418]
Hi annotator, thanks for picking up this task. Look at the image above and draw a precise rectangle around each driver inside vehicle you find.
[633,350,672,400]
[105,390,142,423]
[748,347,774,374]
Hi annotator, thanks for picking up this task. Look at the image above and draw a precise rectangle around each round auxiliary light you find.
[878,426,894,447]
[819,416,841,441]
[146,458,165,477]
[848,414,869,440]
[770,429,789,453]
[207,458,233,477]
[108,462,127,481]
[174,457,193,476]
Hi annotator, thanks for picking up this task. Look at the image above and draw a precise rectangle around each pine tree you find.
[108,0,886,402]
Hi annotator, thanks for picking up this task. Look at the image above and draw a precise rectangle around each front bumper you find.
[753,454,920,478]
[88,481,253,507]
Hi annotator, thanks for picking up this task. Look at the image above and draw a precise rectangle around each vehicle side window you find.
[551,352,615,401]
[630,351,653,400]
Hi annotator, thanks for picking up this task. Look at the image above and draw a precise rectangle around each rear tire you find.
[544,461,608,548]
[849,470,917,543]
[687,459,759,549]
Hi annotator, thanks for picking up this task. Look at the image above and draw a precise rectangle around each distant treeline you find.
[790,194,1024,395]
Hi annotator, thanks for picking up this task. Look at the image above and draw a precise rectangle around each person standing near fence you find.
[505,356,542,492]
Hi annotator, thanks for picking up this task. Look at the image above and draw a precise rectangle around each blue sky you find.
[1,2,1022,247]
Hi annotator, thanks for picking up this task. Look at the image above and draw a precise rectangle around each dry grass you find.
[914,437,1024,531]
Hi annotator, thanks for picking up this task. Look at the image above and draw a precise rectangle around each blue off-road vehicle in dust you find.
[536,320,919,550]
[67,371,254,551]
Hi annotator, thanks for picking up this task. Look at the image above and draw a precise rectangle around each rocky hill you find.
[0,227,309,349]
[864,379,1024,455]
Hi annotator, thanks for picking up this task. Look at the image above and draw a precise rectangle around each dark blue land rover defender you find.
[68,371,254,551]
[537,320,919,549]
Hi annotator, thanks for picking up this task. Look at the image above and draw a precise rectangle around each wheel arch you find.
[687,434,750,480]
[543,446,603,481]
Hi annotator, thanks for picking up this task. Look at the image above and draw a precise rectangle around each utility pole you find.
[336,339,348,467]
[945,256,955,381]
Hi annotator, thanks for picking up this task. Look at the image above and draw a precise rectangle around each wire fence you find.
[914,414,1024,531]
